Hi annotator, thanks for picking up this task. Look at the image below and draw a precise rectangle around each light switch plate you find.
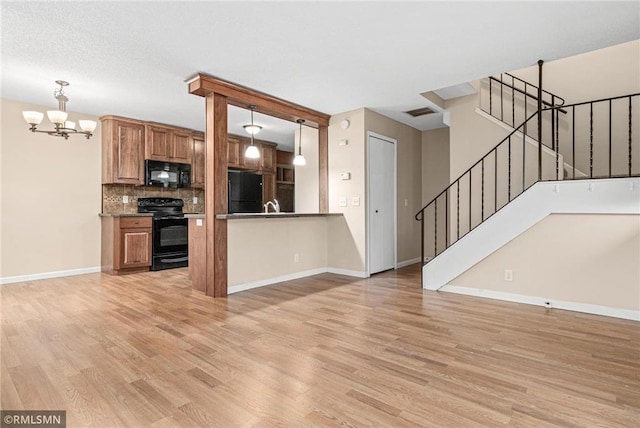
[122,195,129,204]
[193,197,198,204]
[196,219,203,226]
[340,172,351,180]
[339,197,347,207]
[352,196,360,206]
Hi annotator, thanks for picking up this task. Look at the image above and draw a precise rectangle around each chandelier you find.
[22,80,97,140]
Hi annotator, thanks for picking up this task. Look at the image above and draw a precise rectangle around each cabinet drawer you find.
[119,217,152,229]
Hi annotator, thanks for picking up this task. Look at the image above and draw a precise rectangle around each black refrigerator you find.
[228,171,263,213]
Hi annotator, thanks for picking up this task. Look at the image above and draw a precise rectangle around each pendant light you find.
[244,105,260,159]
[293,119,306,166]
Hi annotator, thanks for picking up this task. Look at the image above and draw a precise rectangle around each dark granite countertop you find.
[98,213,154,217]
[216,213,343,220]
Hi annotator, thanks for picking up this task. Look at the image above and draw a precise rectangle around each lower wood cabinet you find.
[101,216,152,275]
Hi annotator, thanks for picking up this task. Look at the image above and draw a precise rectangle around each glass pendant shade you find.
[245,144,260,159]
[23,111,44,125]
[47,110,68,125]
[293,154,306,166]
[243,124,262,135]
[79,120,97,133]
[64,121,76,130]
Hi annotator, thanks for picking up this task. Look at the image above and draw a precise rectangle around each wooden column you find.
[205,93,228,297]
[319,125,329,213]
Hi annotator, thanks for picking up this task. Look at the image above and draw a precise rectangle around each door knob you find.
[375,210,379,213]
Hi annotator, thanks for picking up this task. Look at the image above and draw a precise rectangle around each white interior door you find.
[368,134,396,274]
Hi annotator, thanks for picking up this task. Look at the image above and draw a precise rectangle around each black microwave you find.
[145,160,191,188]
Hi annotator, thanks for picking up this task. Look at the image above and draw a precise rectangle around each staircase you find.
[415,63,640,289]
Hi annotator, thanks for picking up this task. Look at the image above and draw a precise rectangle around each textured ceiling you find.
[1,1,638,147]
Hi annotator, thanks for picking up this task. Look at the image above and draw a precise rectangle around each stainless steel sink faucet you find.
[263,199,280,213]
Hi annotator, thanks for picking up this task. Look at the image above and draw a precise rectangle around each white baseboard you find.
[228,268,328,294]
[440,285,640,321]
[396,258,421,269]
[228,267,369,294]
[326,267,369,278]
[0,267,102,285]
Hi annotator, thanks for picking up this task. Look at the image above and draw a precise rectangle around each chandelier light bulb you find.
[47,110,68,125]
[79,120,97,133]
[23,111,44,125]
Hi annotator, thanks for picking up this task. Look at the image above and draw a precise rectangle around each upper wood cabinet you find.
[191,132,205,189]
[260,142,277,173]
[145,124,192,164]
[101,116,145,185]
[228,135,241,168]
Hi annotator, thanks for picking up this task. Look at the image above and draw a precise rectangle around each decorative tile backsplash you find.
[102,185,205,214]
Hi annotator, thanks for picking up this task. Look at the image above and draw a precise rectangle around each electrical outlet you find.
[352,196,360,206]
[504,269,513,281]
[294,253,300,263]
[339,197,347,207]
[404,199,408,207]
[123,195,129,204]
[193,196,198,204]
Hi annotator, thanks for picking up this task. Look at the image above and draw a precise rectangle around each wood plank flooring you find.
[1,265,639,427]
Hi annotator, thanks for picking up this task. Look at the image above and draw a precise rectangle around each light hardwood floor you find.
[1,265,639,427]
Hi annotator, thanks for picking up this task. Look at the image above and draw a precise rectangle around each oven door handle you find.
[159,256,189,263]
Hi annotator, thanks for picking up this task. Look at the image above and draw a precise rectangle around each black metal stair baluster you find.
[556,110,560,180]
[512,75,516,127]
[420,213,424,272]
[552,95,556,152]
[630,96,633,176]
[434,199,438,257]
[456,180,460,241]
[494,148,498,213]
[555,109,560,180]
[489,79,493,117]
[523,123,526,191]
[524,83,528,138]
[500,73,504,121]
[573,105,576,180]
[609,99,612,177]
[445,189,449,248]
[590,102,594,178]
[468,172,472,233]
[508,136,512,201]
[481,159,485,221]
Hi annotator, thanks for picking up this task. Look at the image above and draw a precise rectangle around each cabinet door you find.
[261,144,276,173]
[191,133,205,188]
[120,228,152,268]
[172,130,192,163]
[106,120,145,184]
[146,126,171,160]
[228,136,241,168]
[262,173,276,205]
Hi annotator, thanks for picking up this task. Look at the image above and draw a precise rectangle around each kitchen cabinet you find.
[101,216,152,275]
[228,135,241,168]
[101,116,145,185]
[191,132,205,188]
[260,142,277,173]
[145,124,192,164]
[262,172,276,205]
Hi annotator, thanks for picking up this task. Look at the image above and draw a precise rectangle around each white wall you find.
[327,109,367,273]
[449,213,640,314]
[1,98,102,281]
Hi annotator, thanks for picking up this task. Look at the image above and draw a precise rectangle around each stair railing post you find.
[537,60,544,181]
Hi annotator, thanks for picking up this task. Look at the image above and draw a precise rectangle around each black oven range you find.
[137,197,188,271]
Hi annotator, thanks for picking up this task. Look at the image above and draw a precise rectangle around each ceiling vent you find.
[405,106,435,117]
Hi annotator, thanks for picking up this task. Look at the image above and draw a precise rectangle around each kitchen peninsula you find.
[187,212,343,295]
[187,73,335,297]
